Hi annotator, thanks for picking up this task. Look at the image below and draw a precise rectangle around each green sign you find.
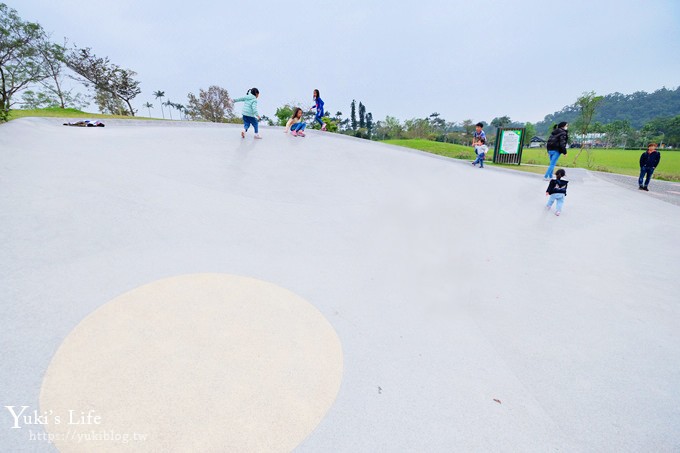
[498,129,523,154]
[492,127,525,165]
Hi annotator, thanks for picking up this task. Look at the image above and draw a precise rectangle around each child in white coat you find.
[285,107,307,137]
[471,137,489,168]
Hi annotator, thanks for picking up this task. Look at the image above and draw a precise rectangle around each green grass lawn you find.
[5,107,159,121]
[383,139,680,181]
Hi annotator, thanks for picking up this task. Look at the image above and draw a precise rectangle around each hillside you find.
[536,86,680,134]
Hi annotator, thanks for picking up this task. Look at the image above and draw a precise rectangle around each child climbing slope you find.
[234,88,262,139]
[310,89,326,131]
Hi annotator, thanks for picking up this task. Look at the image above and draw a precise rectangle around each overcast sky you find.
[6,0,680,124]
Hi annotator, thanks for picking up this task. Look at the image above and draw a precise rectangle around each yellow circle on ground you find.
[40,274,343,452]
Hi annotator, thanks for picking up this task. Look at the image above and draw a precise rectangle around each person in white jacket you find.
[285,107,307,137]
[471,137,489,168]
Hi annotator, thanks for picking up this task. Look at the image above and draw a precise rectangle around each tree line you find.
[0,4,234,121]
[536,87,680,133]
[358,91,680,148]
[1,3,141,120]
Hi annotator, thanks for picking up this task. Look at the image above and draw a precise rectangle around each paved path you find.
[590,170,680,207]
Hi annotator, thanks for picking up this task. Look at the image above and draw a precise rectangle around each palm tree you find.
[143,102,154,117]
[163,100,174,120]
[174,103,186,120]
[153,90,165,119]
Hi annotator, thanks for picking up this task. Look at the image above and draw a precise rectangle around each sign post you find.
[492,128,526,165]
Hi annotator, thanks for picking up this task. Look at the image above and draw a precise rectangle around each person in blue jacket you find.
[234,88,261,139]
[638,143,661,191]
[310,89,326,131]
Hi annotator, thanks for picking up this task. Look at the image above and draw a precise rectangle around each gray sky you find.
[7,0,680,124]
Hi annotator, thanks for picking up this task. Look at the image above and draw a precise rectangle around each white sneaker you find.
[254,134,262,139]
[555,211,561,216]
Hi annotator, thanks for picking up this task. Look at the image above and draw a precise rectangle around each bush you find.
[274,105,294,126]
[321,116,338,132]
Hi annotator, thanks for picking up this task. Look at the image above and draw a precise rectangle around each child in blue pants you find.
[545,168,568,216]
[310,89,326,131]
[471,137,489,168]
[285,108,307,137]
[234,88,261,139]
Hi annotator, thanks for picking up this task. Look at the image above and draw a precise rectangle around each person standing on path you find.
[544,122,569,180]
[234,88,262,139]
[638,143,661,191]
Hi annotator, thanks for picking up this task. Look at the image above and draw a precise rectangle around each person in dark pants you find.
[639,143,661,191]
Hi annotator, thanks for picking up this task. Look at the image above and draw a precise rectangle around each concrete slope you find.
[1,118,679,452]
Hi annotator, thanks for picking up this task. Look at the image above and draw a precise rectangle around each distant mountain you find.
[535,86,680,135]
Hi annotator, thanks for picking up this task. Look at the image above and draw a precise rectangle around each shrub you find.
[274,105,294,126]
[321,116,338,132]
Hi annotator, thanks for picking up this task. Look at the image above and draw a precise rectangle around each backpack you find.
[546,131,559,150]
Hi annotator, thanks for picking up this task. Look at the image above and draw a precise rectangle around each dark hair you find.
[247,88,259,96]
[478,137,486,144]
[475,122,484,128]
[291,107,302,119]
[555,121,568,129]
[555,168,566,179]
[313,89,320,99]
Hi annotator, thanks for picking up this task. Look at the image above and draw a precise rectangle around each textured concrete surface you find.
[1,117,679,452]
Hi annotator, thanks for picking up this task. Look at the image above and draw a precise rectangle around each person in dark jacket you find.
[545,168,568,216]
[544,122,569,180]
[638,143,661,191]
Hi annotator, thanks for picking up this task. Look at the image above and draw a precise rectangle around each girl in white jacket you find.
[285,108,307,137]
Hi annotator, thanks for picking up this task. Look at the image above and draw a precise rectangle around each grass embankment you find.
[5,107,159,121]
[383,139,680,181]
